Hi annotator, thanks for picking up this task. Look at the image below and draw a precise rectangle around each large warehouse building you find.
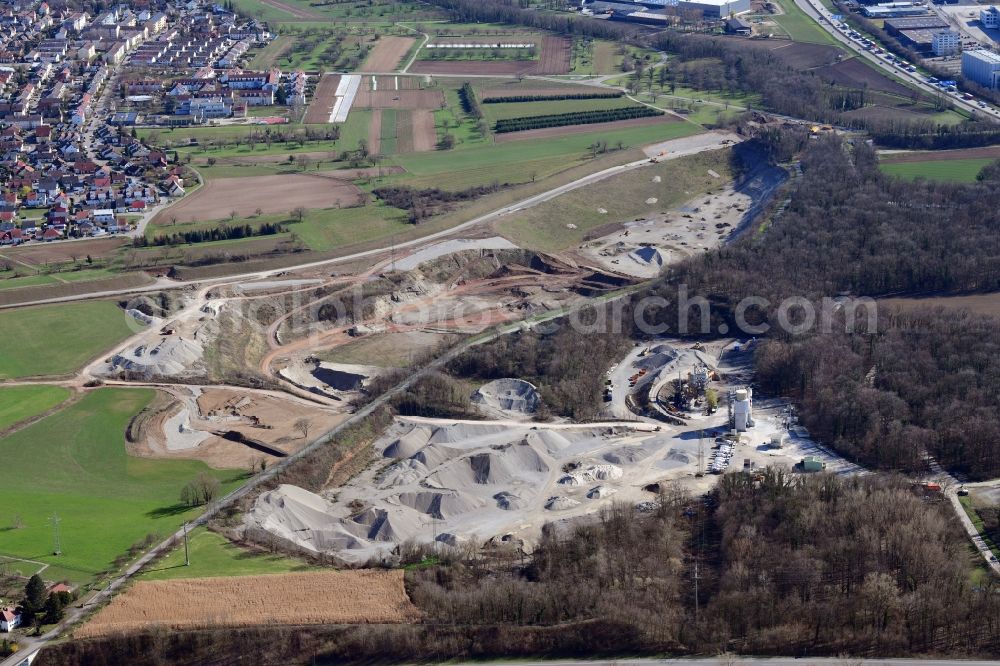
[962,48,1000,88]
[636,0,751,18]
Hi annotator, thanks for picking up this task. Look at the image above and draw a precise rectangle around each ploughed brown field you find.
[880,146,1000,164]
[360,36,415,72]
[354,89,445,109]
[76,570,421,638]
[151,172,364,224]
[303,73,342,124]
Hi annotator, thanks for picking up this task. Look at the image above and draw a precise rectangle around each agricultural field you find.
[390,120,702,190]
[879,147,1000,182]
[0,385,71,432]
[769,0,840,44]
[360,35,415,72]
[78,570,420,637]
[410,35,570,75]
[0,389,243,584]
[0,301,137,379]
[150,171,365,225]
[497,148,734,251]
[141,528,314,580]
[232,0,443,24]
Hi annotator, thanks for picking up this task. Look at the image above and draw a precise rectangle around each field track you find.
[303,73,341,124]
[360,36,415,72]
[493,115,680,143]
[77,570,420,637]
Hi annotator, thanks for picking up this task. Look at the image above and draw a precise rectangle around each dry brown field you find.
[880,146,1000,164]
[354,89,445,109]
[535,36,571,74]
[151,173,364,223]
[360,36,415,72]
[77,570,420,638]
[303,73,342,124]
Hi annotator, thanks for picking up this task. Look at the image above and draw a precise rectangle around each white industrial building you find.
[730,387,754,432]
[932,30,961,56]
[981,6,1000,30]
[637,0,750,18]
[962,48,1000,89]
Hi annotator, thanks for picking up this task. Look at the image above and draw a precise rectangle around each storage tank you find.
[733,387,753,431]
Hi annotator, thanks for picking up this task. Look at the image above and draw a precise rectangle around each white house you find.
[0,607,21,632]
[93,208,115,223]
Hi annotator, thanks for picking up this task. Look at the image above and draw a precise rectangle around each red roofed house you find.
[129,200,146,212]
[0,607,21,632]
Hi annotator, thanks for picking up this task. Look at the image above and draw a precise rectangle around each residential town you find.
[0,0,305,246]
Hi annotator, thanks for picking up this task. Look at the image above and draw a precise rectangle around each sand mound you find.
[559,464,623,486]
[383,425,434,459]
[432,444,549,488]
[665,448,693,464]
[588,486,617,499]
[108,336,203,378]
[629,245,664,267]
[525,430,574,454]
[471,378,540,415]
[545,496,580,511]
[395,490,484,519]
[493,491,526,511]
[604,446,650,465]
[377,459,425,489]
[248,485,366,552]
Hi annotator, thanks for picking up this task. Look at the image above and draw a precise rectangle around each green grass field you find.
[141,528,314,580]
[0,388,245,584]
[0,301,138,379]
[291,204,410,251]
[880,158,993,183]
[0,385,72,431]
[770,0,840,45]
[499,148,733,251]
[380,108,398,155]
[0,273,59,290]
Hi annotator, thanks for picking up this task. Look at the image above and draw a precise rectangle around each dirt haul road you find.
[0,131,742,311]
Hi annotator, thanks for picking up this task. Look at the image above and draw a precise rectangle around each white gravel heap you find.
[472,378,540,416]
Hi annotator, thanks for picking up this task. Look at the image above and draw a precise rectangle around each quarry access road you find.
[0,132,742,312]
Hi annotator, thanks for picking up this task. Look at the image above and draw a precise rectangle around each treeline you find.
[373,181,509,222]
[639,136,1000,477]
[494,106,662,133]
[133,222,284,247]
[458,81,483,120]
[45,476,1000,665]
[482,91,623,103]
[447,315,631,420]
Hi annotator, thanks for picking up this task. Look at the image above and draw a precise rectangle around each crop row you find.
[493,106,662,133]
[481,91,623,103]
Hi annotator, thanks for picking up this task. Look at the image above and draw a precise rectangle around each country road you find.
[791,0,998,119]
[0,131,740,311]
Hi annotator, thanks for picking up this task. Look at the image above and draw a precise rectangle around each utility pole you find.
[50,513,62,556]
[183,521,190,566]
[693,560,699,623]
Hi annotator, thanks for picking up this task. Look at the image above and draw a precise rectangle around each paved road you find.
[0,132,740,311]
[792,0,998,119]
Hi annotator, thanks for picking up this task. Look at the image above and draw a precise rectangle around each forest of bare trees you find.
[40,476,1000,665]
